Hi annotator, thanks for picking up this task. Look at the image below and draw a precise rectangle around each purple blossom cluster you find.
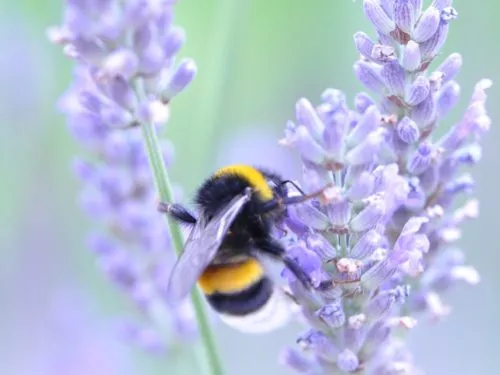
[279,0,489,373]
[48,0,197,353]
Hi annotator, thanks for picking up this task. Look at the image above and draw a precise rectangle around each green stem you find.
[141,120,225,375]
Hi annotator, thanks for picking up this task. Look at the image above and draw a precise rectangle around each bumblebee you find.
[159,165,322,333]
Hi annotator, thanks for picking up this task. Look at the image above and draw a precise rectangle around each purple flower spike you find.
[437,81,461,118]
[160,58,197,101]
[296,98,326,140]
[337,349,360,372]
[354,92,375,113]
[327,199,351,228]
[354,31,375,59]
[346,171,375,200]
[413,6,440,42]
[294,203,331,231]
[379,0,395,18]
[345,130,384,165]
[350,195,386,232]
[363,0,396,35]
[381,61,406,96]
[283,242,324,288]
[406,75,430,106]
[280,348,320,374]
[50,0,198,355]
[354,61,386,94]
[306,233,338,261]
[102,49,139,79]
[108,76,137,110]
[441,7,458,22]
[137,100,170,125]
[297,329,339,358]
[394,0,415,34]
[453,144,482,165]
[371,44,396,63]
[436,53,463,83]
[402,40,421,71]
[347,105,380,146]
[163,26,186,58]
[316,302,346,328]
[407,142,434,174]
[362,250,409,289]
[420,22,450,61]
[292,126,328,165]
[351,229,383,259]
[281,2,490,373]
[365,288,400,320]
[397,116,420,144]
[411,94,436,128]
[121,324,167,354]
[432,0,453,9]
[410,0,423,18]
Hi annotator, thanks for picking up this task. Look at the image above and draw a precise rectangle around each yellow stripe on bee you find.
[198,258,264,295]
[214,165,274,200]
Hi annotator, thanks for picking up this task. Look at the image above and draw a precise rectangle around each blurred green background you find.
[1,0,498,374]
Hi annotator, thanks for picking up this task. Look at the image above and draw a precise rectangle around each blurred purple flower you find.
[43,290,136,375]
[280,1,489,373]
[0,18,52,132]
[49,0,197,353]
[215,125,302,180]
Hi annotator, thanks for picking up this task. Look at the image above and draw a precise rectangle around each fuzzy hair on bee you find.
[158,164,322,333]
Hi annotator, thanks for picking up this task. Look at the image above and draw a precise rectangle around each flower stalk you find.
[49,0,225,374]
[140,118,225,375]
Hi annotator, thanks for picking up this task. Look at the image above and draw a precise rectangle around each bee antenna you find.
[278,180,307,196]
[258,184,332,214]
[281,184,331,206]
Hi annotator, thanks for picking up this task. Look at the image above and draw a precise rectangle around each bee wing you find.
[166,191,252,304]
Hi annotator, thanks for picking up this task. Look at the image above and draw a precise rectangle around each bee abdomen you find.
[206,277,273,316]
[214,282,294,334]
[197,258,294,333]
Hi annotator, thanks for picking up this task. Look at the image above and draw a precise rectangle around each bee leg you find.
[255,238,312,289]
[157,202,197,225]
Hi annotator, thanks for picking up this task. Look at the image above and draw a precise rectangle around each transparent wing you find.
[166,190,251,304]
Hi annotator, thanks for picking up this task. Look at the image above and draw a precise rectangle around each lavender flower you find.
[280,1,489,373]
[45,290,136,375]
[49,0,197,353]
